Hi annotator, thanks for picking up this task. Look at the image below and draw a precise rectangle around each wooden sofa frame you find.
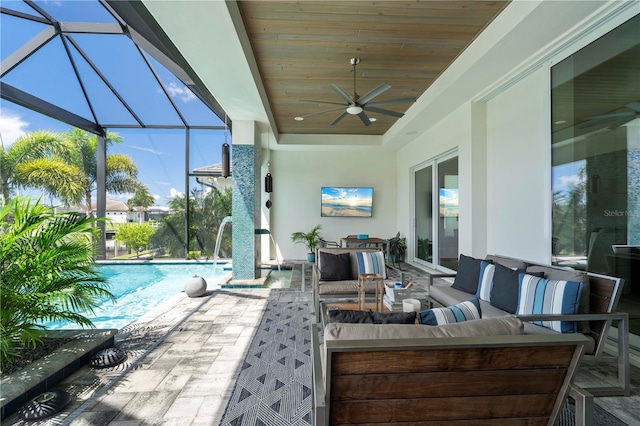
[311,323,589,426]
[427,255,630,397]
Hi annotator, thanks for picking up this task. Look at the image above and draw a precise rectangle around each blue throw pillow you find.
[516,274,584,333]
[418,298,482,326]
[355,251,387,279]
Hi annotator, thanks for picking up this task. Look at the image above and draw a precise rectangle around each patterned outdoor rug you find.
[219,295,313,426]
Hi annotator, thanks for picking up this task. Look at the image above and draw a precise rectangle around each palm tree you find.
[127,185,155,222]
[0,197,115,369]
[60,129,143,217]
[0,130,84,207]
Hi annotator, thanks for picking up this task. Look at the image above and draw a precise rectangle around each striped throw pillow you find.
[475,261,495,301]
[418,298,482,326]
[355,251,387,279]
[516,274,584,333]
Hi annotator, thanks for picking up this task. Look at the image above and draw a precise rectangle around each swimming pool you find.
[43,262,230,330]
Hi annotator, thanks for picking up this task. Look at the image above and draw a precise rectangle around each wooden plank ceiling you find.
[237,1,509,135]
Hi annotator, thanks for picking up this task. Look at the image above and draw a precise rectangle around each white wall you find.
[269,150,398,259]
[485,67,551,263]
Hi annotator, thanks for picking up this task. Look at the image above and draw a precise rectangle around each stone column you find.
[231,120,261,279]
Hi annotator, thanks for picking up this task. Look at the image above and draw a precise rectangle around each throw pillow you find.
[328,309,373,323]
[475,261,495,301]
[355,251,387,279]
[328,309,416,324]
[490,264,544,314]
[489,263,522,314]
[319,251,352,281]
[418,298,482,326]
[516,274,584,333]
[451,254,486,294]
[371,311,417,324]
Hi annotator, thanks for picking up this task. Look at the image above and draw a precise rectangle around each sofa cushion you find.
[324,315,524,341]
[418,298,482,326]
[451,254,485,294]
[476,261,496,301]
[319,251,352,281]
[328,309,416,324]
[516,274,584,333]
[355,251,387,279]
[525,265,590,334]
[318,279,396,295]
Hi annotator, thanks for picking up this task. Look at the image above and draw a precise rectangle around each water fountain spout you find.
[213,216,232,273]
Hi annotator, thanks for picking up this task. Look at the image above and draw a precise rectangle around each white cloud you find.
[166,82,196,102]
[169,188,184,199]
[558,174,582,188]
[0,109,29,147]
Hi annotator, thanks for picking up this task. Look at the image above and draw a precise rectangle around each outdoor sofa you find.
[427,253,629,397]
[312,247,400,322]
[312,316,591,426]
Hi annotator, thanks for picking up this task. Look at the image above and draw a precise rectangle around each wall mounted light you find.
[221,143,230,178]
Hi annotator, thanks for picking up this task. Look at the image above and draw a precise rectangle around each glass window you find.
[551,14,639,335]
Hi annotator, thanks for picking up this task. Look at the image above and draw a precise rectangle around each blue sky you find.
[1,0,226,207]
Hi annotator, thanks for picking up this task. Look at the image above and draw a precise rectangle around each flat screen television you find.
[321,187,373,217]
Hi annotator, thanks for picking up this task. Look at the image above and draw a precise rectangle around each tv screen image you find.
[321,187,373,217]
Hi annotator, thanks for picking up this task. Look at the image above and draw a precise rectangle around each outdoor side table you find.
[357,273,384,311]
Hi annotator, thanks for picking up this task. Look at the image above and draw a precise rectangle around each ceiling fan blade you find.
[625,101,640,112]
[357,111,372,126]
[299,99,347,106]
[584,110,634,121]
[330,111,349,126]
[365,97,417,107]
[330,84,353,104]
[365,106,404,118]
[357,83,391,105]
[300,107,346,118]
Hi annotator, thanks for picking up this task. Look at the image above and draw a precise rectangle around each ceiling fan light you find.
[346,105,363,115]
[294,116,304,121]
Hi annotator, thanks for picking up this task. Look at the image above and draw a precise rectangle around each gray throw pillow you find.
[319,251,352,281]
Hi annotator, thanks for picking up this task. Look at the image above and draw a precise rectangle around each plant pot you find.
[307,253,316,263]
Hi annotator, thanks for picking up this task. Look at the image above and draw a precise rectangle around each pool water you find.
[44,262,229,330]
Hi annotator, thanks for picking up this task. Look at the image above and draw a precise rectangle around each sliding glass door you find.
[413,152,459,270]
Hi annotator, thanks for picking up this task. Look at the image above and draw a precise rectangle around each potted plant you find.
[388,231,407,268]
[291,224,323,262]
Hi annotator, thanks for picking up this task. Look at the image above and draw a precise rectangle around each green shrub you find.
[0,197,115,370]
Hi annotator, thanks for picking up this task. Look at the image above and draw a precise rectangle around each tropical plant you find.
[291,224,323,254]
[0,130,84,207]
[127,185,155,212]
[114,222,156,257]
[59,129,144,217]
[0,129,145,215]
[0,197,115,370]
[388,231,407,265]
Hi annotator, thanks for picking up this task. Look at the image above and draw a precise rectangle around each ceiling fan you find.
[295,58,416,126]
[578,101,640,130]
